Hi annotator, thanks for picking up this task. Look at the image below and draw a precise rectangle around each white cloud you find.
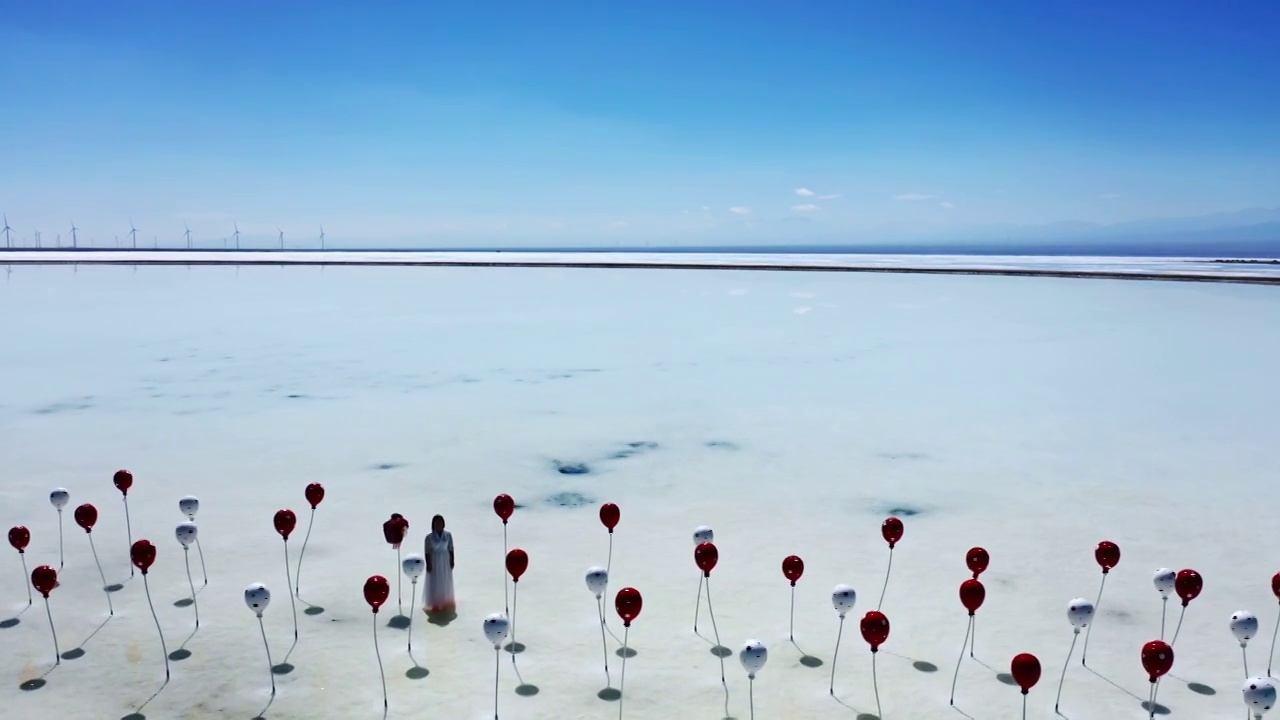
[940,202,955,209]
[608,220,628,229]
[818,194,841,200]
[1100,193,1121,199]
[893,193,936,201]
[794,188,814,197]
[791,203,820,212]
[729,206,751,215]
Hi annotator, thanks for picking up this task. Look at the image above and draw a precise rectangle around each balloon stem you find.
[502,524,509,616]
[57,509,64,570]
[597,596,610,685]
[1055,629,1079,711]
[705,579,725,684]
[396,546,403,616]
[1082,572,1106,666]
[184,547,199,628]
[283,540,298,641]
[949,615,973,705]
[510,582,519,659]
[142,575,170,680]
[494,646,501,720]
[877,545,893,610]
[123,497,133,578]
[88,534,113,616]
[1022,692,1027,720]
[1170,605,1187,648]
[258,615,276,695]
[1267,602,1279,677]
[618,626,630,720]
[295,508,315,596]
[749,676,755,720]
[1149,678,1161,719]
[44,596,60,665]
[693,574,703,633]
[374,611,388,711]
[407,579,417,655]
[789,585,795,642]
[970,615,976,658]
[1160,596,1167,640]
[19,552,32,606]
[872,649,882,718]
[1242,644,1249,678]
[830,615,845,695]
[606,532,613,579]
[194,536,208,586]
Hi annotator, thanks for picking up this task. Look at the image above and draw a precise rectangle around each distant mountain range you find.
[698,207,1280,257]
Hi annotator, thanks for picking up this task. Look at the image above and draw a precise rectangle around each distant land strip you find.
[5,255,1280,285]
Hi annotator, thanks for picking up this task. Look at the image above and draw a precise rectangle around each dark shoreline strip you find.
[4,258,1280,285]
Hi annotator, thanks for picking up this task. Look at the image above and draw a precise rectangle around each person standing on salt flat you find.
[423,515,456,617]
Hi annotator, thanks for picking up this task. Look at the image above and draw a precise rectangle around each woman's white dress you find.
[423,530,456,613]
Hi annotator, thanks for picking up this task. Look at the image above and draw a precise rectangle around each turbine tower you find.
[233,221,241,250]
[319,225,325,250]
[69,222,78,248]
[184,224,193,249]
[129,221,138,249]
[2,214,11,248]
[277,227,284,250]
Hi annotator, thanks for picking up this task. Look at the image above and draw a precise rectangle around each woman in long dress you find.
[423,514,456,616]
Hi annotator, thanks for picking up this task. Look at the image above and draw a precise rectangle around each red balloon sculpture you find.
[614,587,642,719]
[966,547,990,578]
[506,548,530,654]
[364,575,391,712]
[74,503,113,616]
[878,517,904,610]
[1141,640,1174,719]
[9,525,32,607]
[130,539,170,681]
[1270,571,1280,677]
[951,578,987,706]
[1169,569,1202,647]
[30,564,62,665]
[782,555,804,641]
[860,610,890,718]
[1010,652,1041,719]
[114,469,136,577]
[494,493,515,615]
[273,510,300,639]
[382,514,410,616]
[295,483,326,599]
[1082,540,1121,667]
[599,502,620,533]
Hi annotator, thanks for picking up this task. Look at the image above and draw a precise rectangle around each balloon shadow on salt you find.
[168,626,200,662]
[511,657,540,696]
[1,603,32,629]
[61,615,113,660]
[386,614,411,630]
[790,639,824,668]
[1139,700,1172,715]
[597,687,622,701]
[301,602,326,616]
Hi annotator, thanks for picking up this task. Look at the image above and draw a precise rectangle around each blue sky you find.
[1,0,1278,247]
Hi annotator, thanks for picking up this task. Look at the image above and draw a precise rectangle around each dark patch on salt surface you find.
[513,503,527,510]
[545,492,594,508]
[705,440,740,450]
[609,441,659,459]
[878,452,930,461]
[33,397,94,415]
[884,505,923,517]
[372,462,404,471]
[1105,608,1134,622]
[1187,682,1216,695]
[554,461,590,475]
[996,673,1017,686]
[284,393,309,400]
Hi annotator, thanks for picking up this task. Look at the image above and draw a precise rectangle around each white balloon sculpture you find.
[177,495,208,586]
[1243,676,1277,719]
[1055,598,1096,712]
[829,584,857,695]
[1153,568,1177,639]
[740,639,768,720]
[244,583,275,696]
[586,566,612,687]
[49,488,69,569]
[175,522,200,627]
[402,554,426,659]
[1232,611,1261,678]
[484,613,511,719]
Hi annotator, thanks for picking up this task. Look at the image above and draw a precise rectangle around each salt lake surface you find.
[1,265,1278,719]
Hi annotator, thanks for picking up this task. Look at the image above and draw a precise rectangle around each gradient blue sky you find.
[2,1,1278,247]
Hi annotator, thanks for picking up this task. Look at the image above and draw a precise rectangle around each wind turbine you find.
[34,230,41,248]
[184,224,193,249]
[129,220,138,249]
[2,214,11,248]
[69,222,78,248]
[233,221,241,250]
[319,225,325,250]
[277,227,284,250]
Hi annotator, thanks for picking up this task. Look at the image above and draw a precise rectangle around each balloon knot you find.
[790,581,796,588]
[871,646,879,653]
[1101,568,1110,575]
[888,542,896,549]
[1021,689,1028,695]
[968,611,975,617]
[703,572,711,578]
[1181,600,1189,608]
[623,621,631,628]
